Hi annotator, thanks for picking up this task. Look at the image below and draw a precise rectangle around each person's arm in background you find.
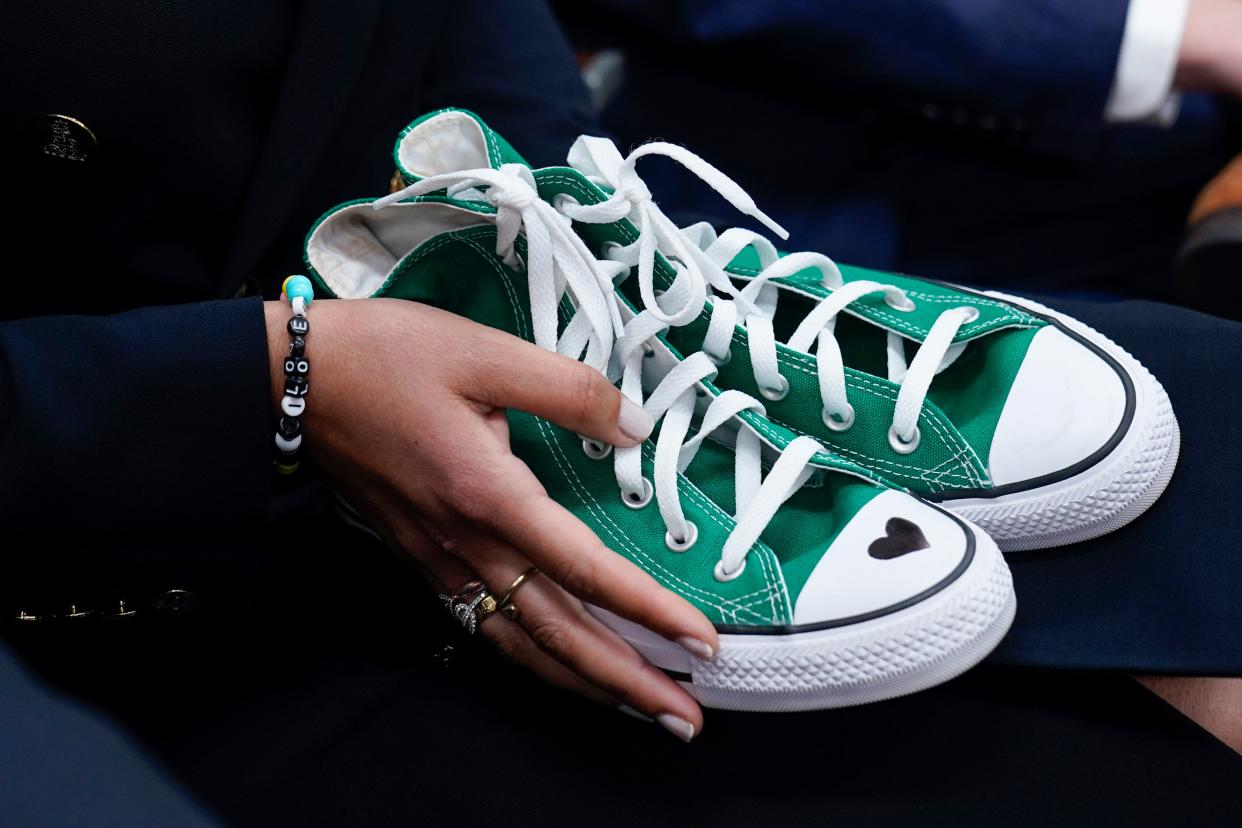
[577,0,1241,156]
[1106,0,1193,124]
[1175,0,1242,100]
[1107,0,1242,124]
[573,0,1129,156]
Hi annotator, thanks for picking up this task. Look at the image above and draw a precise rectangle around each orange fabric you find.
[1189,153,1242,226]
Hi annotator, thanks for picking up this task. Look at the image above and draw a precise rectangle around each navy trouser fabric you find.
[6,508,1241,827]
[985,294,1242,673]
[0,647,220,827]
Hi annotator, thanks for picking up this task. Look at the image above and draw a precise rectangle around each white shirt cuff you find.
[1105,0,1192,125]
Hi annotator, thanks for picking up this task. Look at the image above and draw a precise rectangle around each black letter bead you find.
[278,416,302,439]
[284,357,309,377]
[288,316,310,336]
[289,335,306,357]
[284,375,309,397]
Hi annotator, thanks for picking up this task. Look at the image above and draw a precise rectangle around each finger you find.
[480,556,704,740]
[477,611,617,707]
[467,460,719,663]
[459,328,653,448]
[409,526,617,706]
[418,525,704,739]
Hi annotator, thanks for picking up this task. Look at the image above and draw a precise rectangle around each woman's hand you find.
[1178,0,1242,99]
[264,298,716,742]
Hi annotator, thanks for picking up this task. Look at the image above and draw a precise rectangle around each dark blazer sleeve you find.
[0,297,273,619]
[580,0,1132,156]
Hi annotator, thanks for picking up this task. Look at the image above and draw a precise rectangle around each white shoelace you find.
[561,137,979,454]
[379,166,827,579]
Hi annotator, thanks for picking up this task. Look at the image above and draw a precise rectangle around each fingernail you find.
[617,705,654,722]
[677,636,714,661]
[656,713,696,743]
[618,396,654,443]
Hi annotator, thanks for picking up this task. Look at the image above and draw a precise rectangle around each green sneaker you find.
[303,179,1014,711]
[389,109,1179,552]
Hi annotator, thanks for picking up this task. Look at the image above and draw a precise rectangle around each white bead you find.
[281,395,307,417]
[274,432,302,452]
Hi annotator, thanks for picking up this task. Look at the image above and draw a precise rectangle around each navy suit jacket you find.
[577,0,1131,155]
[0,0,594,621]
[1,2,596,820]
[557,0,1240,294]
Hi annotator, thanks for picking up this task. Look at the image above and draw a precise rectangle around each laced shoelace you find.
[559,137,979,455]
[378,166,828,579]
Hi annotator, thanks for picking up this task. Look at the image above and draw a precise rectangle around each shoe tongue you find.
[393,108,529,183]
[566,135,628,188]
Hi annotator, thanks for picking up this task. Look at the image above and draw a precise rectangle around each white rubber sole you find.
[590,521,1014,712]
[339,485,1013,712]
[939,291,1181,552]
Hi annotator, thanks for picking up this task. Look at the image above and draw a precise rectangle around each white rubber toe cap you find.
[792,491,971,625]
[987,325,1127,487]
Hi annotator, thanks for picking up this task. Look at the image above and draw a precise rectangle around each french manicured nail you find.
[618,396,655,443]
[656,713,696,743]
[617,705,654,722]
[677,636,714,660]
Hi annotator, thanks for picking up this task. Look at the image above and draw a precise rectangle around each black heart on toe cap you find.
[868,517,930,560]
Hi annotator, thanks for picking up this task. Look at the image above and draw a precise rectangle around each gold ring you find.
[498,567,540,621]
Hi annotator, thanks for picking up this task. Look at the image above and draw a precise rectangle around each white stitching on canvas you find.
[477,175,990,490]
[454,230,790,623]
[723,265,1038,336]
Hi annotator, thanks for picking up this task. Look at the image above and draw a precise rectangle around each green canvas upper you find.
[390,109,1050,496]
[303,198,913,624]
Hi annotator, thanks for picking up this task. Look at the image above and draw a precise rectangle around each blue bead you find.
[284,275,314,305]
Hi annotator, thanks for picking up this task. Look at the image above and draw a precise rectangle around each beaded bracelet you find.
[274,275,314,475]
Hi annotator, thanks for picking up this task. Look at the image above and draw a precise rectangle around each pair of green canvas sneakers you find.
[304,109,1179,712]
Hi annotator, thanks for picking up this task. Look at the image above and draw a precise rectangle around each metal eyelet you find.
[707,348,732,367]
[665,522,699,552]
[581,439,612,460]
[621,478,654,509]
[888,424,921,454]
[885,292,916,312]
[958,306,981,323]
[760,375,789,402]
[713,558,746,582]
[822,404,855,432]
